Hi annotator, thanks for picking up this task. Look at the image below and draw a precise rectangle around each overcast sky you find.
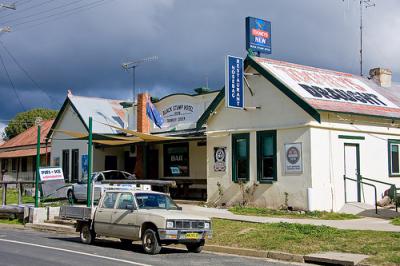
[0,0,399,129]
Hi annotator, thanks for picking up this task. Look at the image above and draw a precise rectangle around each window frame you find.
[256,130,277,183]
[100,192,119,209]
[163,142,190,177]
[232,133,250,183]
[388,139,400,177]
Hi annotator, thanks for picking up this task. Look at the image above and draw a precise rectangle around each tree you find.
[3,108,58,140]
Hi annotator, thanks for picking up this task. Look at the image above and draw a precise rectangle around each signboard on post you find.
[246,16,271,55]
[284,143,302,174]
[39,167,67,198]
[225,55,244,109]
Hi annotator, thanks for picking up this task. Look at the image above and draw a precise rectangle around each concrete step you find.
[304,252,369,266]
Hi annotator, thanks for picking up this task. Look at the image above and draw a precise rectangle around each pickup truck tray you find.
[59,206,92,220]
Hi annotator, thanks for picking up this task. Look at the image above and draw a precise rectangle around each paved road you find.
[0,227,303,266]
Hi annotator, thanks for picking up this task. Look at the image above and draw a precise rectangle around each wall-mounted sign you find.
[81,154,88,177]
[225,55,244,109]
[284,143,302,174]
[246,17,271,54]
[214,147,226,172]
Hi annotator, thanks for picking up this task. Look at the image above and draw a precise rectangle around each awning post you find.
[35,124,41,208]
[87,117,93,207]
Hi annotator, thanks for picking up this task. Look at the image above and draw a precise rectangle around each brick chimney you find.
[369,68,392,88]
[134,92,149,178]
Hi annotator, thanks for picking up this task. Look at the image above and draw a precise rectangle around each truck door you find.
[110,192,139,240]
[94,192,118,235]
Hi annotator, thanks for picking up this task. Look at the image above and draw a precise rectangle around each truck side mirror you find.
[126,204,135,211]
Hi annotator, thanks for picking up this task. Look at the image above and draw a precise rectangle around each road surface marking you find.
[0,238,152,266]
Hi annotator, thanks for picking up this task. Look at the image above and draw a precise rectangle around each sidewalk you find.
[181,204,400,232]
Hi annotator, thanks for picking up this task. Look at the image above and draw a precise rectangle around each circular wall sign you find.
[286,146,300,164]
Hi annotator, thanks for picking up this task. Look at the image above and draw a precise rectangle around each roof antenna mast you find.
[359,0,375,76]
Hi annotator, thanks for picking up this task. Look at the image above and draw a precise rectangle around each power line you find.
[0,40,62,107]
[12,0,106,28]
[1,0,83,25]
[0,51,26,112]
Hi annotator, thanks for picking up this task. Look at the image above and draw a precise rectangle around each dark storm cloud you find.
[0,0,399,123]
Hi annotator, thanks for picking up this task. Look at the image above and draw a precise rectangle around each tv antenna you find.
[358,0,375,76]
[121,56,158,105]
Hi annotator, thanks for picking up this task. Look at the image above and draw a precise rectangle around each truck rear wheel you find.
[142,229,161,255]
[80,224,95,244]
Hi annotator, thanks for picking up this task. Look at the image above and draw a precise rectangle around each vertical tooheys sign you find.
[225,55,244,109]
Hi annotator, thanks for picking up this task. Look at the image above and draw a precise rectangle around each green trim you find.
[46,97,89,140]
[319,109,400,123]
[196,89,225,129]
[246,56,321,123]
[256,130,277,183]
[338,135,365,140]
[232,133,250,183]
[388,139,400,177]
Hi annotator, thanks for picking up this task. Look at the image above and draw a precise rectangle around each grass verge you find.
[209,219,400,265]
[0,218,23,225]
[229,206,360,220]
[3,188,35,204]
[391,217,400,226]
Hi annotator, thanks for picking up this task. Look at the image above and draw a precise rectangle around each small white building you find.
[199,56,400,211]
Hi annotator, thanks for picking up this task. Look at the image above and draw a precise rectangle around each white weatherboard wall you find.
[51,104,88,182]
[310,113,400,211]
[206,67,315,210]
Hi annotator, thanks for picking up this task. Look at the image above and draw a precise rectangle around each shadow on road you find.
[47,236,188,255]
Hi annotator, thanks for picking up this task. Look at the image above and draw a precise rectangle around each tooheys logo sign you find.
[259,60,398,108]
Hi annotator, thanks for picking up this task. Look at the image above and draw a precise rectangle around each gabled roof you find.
[0,119,54,149]
[197,55,400,128]
[48,94,127,139]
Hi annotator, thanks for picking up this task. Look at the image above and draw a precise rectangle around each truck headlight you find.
[166,221,174,229]
[204,222,210,229]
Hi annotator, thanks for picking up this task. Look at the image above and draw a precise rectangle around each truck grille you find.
[175,220,205,229]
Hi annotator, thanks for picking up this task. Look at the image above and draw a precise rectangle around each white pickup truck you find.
[60,189,212,255]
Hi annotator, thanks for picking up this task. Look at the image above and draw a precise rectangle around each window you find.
[163,143,189,177]
[62,150,70,181]
[135,193,179,210]
[71,149,79,182]
[257,131,277,182]
[232,133,250,182]
[11,158,17,172]
[21,157,27,172]
[2,159,8,171]
[388,139,400,176]
[117,193,134,209]
[101,192,118,208]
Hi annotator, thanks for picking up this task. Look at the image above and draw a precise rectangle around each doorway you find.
[344,143,361,202]
[105,156,117,171]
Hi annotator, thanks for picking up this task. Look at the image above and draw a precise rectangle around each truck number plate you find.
[185,233,199,239]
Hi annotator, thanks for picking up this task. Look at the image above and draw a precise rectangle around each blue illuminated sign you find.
[225,55,244,109]
[246,16,271,54]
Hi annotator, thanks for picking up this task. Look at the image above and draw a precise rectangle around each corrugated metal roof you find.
[0,147,50,158]
[254,57,400,119]
[68,95,127,134]
[0,119,54,149]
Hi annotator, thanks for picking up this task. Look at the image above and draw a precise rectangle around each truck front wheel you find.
[186,241,204,253]
[142,229,161,255]
[80,224,95,244]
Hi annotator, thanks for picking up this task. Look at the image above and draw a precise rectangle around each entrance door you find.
[105,156,117,170]
[344,144,361,202]
[147,150,159,179]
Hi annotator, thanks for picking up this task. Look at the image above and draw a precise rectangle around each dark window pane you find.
[237,159,248,179]
[392,144,399,174]
[21,157,27,172]
[263,136,273,156]
[236,139,247,158]
[164,143,189,177]
[262,157,274,179]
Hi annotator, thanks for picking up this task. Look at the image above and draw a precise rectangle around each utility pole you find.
[359,0,375,76]
[121,56,158,105]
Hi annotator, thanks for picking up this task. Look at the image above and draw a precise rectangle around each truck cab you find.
[73,189,212,255]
